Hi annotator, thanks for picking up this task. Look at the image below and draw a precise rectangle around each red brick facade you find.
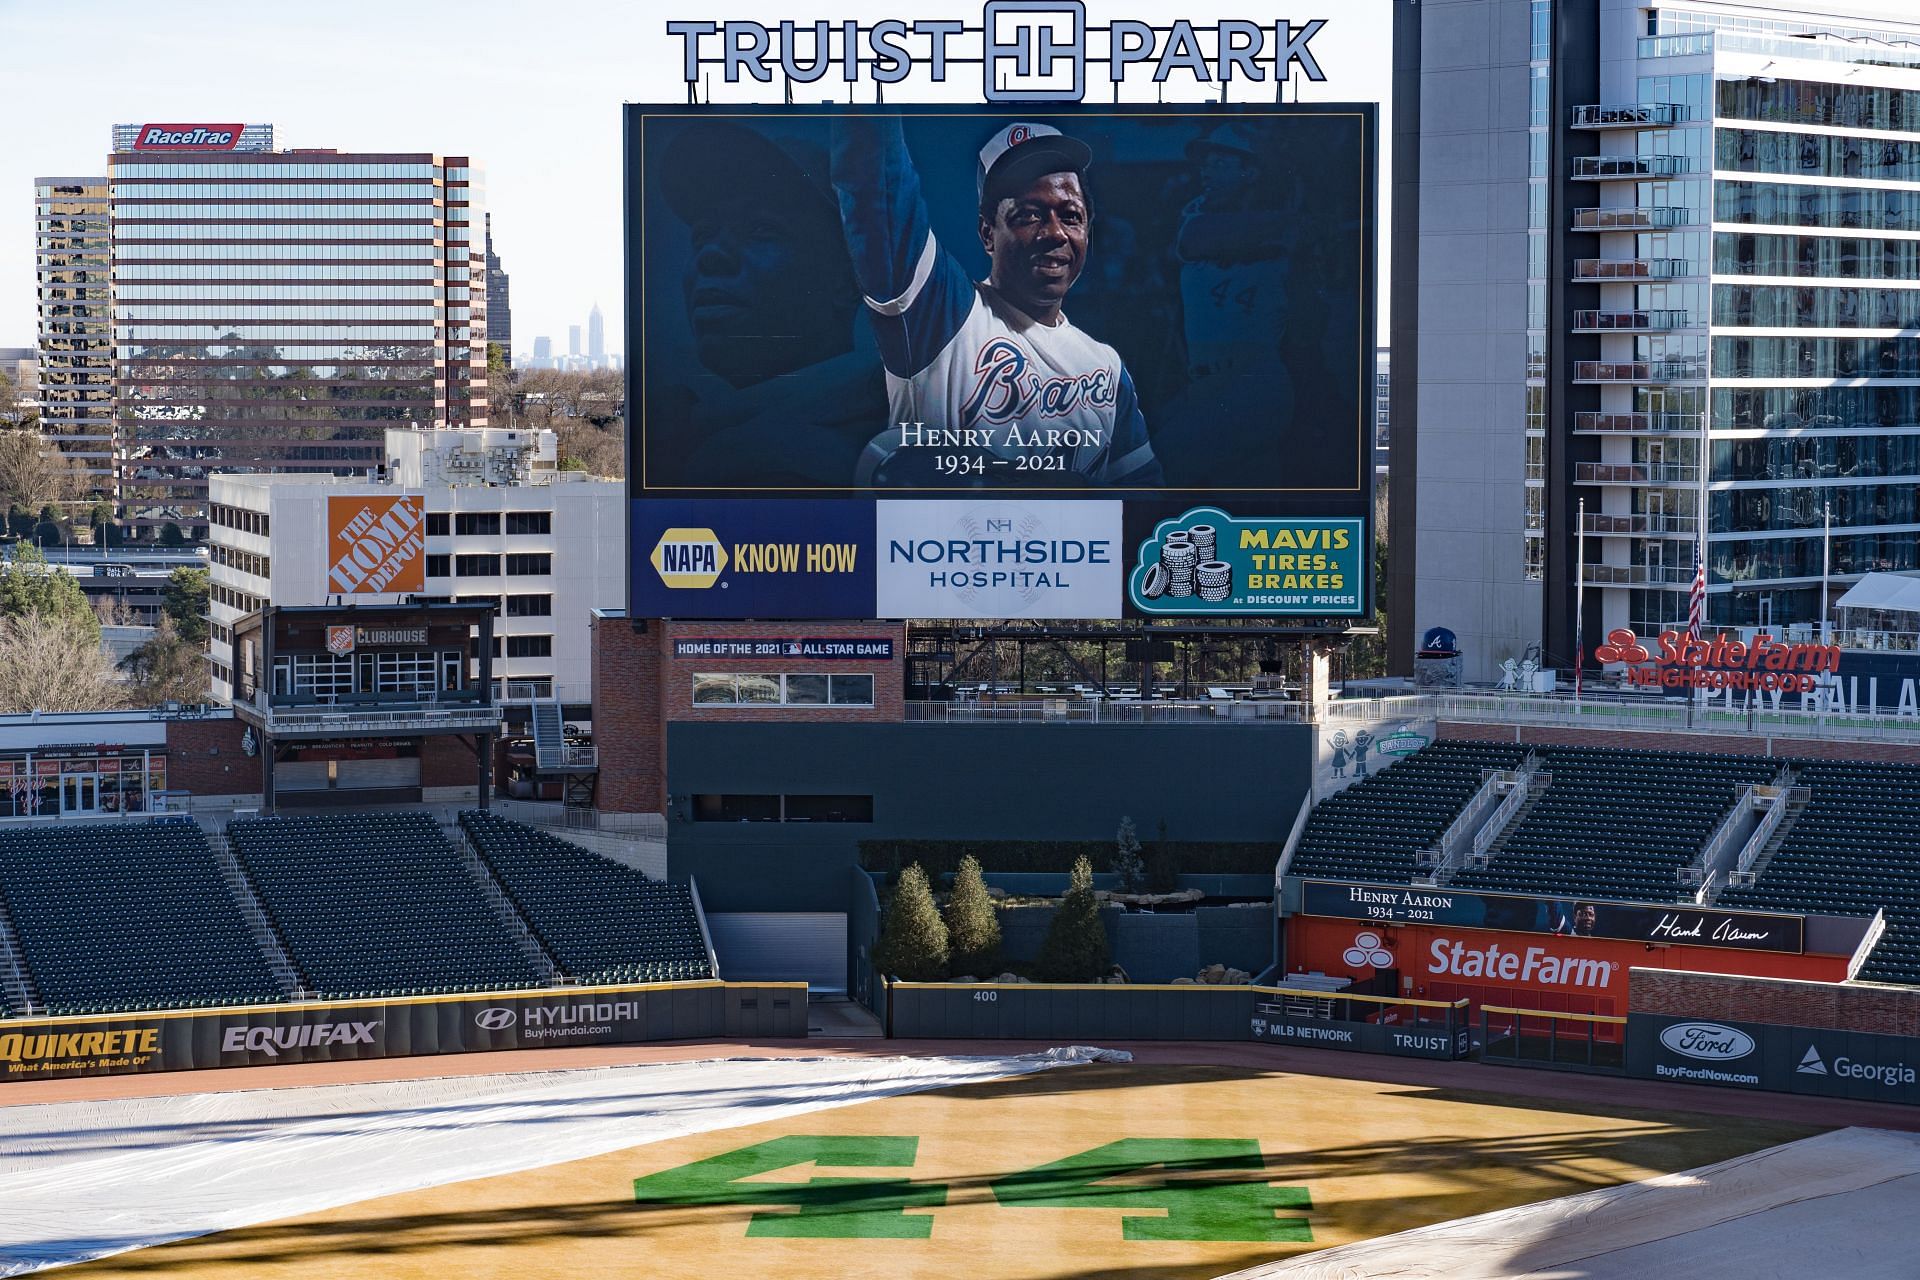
[421,736,481,789]
[163,718,261,797]
[1437,721,1920,764]
[1631,966,1920,1038]
[591,617,906,814]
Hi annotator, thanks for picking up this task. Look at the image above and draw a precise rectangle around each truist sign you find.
[133,123,245,150]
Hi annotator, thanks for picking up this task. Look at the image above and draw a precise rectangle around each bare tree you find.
[0,430,81,515]
[0,614,130,713]
[121,614,207,705]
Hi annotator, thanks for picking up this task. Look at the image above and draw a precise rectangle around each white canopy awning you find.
[1835,571,1920,616]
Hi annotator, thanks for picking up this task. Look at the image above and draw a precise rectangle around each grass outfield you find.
[63,1061,1818,1280]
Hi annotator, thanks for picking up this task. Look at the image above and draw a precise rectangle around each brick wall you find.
[163,718,260,797]
[421,736,479,789]
[1632,966,1920,1038]
[1437,721,1920,764]
[663,620,905,724]
[592,615,666,815]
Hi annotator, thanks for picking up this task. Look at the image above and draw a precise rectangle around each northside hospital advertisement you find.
[627,87,1377,620]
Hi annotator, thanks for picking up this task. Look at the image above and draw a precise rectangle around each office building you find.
[106,122,489,540]
[531,335,551,365]
[32,176,115,484]
[1375,346,1391,473]
[207,425,623,720]
[0,348,36,412]
[1394,0,1920,680]
[485,212,511,366]
[587,302,604,368]
[568,325,581,359]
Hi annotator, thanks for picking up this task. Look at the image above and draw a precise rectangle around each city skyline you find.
[0,0,1401,360]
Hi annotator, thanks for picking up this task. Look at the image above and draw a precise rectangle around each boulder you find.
[1171,977,1196,985]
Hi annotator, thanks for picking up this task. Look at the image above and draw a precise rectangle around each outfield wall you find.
[0,980,807,1082]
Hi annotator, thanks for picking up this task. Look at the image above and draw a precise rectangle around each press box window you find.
[692,794,781,823]
[689,673,875,707]
[783,794,874,823]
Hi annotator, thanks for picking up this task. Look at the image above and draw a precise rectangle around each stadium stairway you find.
[231,812,547,999]
[205,829,309,999]
[1720,759,1920,986]
[460,811,715,985]
[0,820,286,1016]
[0,889,42,1016]
[443,819,567,985]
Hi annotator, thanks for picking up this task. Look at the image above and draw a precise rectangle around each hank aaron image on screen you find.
[831,116,1163,488]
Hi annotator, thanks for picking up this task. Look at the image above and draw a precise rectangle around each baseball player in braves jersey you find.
[830,115,1162,488]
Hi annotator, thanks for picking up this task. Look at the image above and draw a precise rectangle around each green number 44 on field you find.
[631,1135,1313,1242]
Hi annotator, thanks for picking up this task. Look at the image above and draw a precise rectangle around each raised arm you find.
[830,114,975,376]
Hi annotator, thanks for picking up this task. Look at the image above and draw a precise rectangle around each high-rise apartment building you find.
[102,122,488,540]
[485,212,511,366]
[33,176,116,484]
[1394,0,1920,680]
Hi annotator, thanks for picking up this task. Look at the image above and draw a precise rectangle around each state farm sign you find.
[1426,936,1615,990]
[132,123,244,150]
[326,495,425,595]
[1595,628,1840,693]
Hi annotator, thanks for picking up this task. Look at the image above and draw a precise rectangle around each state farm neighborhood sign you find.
[1595,628,1840,693]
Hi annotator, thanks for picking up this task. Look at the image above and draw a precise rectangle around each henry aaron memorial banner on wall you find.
[626,103,1376,620]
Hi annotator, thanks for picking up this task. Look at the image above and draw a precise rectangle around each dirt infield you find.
[6,1037,1917,1134]
[49,1057,1819,1280]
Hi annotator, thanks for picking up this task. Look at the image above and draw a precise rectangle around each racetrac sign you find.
[326,495,426,595]
[132,123,245,150]
[1595,628,1841,693]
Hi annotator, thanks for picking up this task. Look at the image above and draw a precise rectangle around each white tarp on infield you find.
[0,1050,1110,1276]
[1219,1125,1920,1280]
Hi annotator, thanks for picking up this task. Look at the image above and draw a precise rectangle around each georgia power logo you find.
[475,1007,518,1030]
[1659,1021,1757,1062]
[1593,628,1652,664]
[652,527,728,590]
[1343,931,1394,969]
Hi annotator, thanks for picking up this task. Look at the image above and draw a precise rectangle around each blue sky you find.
[0,0,1394,356]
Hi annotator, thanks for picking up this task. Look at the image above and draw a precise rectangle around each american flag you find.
[1687,556,1706,641]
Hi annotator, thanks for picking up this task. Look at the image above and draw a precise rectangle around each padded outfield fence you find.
[887,980,1473,1059]
[1480,1005,1629,1074]
[0,979,807,1082]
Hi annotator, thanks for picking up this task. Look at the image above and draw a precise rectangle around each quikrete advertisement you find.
[1130,508,1363,616]
[1,983,801,1081]
[632,499,876,619]
[1299,879,1807,954]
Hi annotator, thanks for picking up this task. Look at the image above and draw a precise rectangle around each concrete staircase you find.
[446,821,568,985]
[1733,791,1813,889]
[0,891,43,1016]
[209,831,309,1000]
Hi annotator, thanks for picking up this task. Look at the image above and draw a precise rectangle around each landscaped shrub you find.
[942,854,1001,976]
[861,838,1277,878]
[1035,855,1110,983]
[872,863,949,981]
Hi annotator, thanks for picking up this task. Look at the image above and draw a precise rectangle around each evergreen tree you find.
[942,854,1001,976]
[1036,855,1110,983]
[0,544,99,639]
[872,863,949,982]
[1111,816,1145,892]
[1146,818,1179,893]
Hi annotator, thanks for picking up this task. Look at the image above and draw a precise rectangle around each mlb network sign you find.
[666,7,1329,102]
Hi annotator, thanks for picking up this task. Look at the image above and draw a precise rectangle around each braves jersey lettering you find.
[830,116,1161,487]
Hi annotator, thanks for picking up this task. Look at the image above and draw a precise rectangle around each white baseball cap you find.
[977,122,1092,204]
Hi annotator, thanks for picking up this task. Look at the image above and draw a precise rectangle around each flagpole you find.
[1575,497,1586,709]
[1821,501,1832,645]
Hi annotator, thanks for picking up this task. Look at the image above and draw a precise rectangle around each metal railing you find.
[1692,784,1764,902]
[1480,1005,1628,1073]
[1572,206,1692,230]
[259,703,502,734]
[490,798,667,839]
[1735,785,1812,879]
[1573,257,1692,280]
[904,699,1310,726]
[1572,154,1692,179]
[1581,562,1698,585]
[1573,359,1706,382]
[1581,511,1700,536]
[1573,461,1700,485]
[1572,308,1693,331]
[1573,411,1701,434]
[1572,103,1687,128]
[1336,691,1920,744]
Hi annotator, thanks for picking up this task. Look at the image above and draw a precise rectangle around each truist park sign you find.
[666,8,1330,102]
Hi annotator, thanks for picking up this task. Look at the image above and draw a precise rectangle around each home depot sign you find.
[326,495,425,595]
[1595,628,1840,693]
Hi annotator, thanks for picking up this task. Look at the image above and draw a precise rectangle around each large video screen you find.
[626,103,1375,620]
